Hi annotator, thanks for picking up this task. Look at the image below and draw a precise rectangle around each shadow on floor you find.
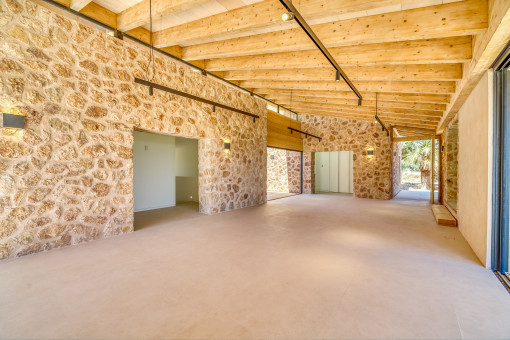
[396,189,438,201]
[134,202,201,231]
[267,192,300,201]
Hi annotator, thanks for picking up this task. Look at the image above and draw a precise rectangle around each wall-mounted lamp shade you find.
[223,141,231,151]
[282,12,294,21]
[2,113,25,129]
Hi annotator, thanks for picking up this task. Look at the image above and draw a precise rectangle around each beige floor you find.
[1,194,509,339]
[267,191,300,201]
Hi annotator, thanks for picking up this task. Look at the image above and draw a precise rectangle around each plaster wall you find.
[133,131,176,212]
[175,137,198,203]
[0,0,266,259]
[457,70,493,267]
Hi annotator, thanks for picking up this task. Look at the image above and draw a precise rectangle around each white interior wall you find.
[457,70,493,267]
[175,138,199,203]
[133,131,176,212]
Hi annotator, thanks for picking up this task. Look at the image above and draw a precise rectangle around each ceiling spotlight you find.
[282,12,294,21]
[335,70,340,82]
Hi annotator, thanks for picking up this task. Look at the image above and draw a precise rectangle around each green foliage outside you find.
[401,140,431,172]
[401,140,439,190]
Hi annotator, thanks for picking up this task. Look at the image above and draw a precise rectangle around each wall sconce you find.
[223,139,231,153]
[367,148,374,157]
[2,112,25,129]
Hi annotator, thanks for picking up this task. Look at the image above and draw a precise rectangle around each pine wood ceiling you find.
[56,0,493,137]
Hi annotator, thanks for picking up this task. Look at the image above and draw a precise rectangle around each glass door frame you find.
[492,47,510,281]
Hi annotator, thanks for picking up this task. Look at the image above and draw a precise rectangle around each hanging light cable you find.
[146,0,155,96]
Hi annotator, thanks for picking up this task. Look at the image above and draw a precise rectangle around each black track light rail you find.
[375,115,390,137]
[135,78,260,120]
[278,0,363,105]
[41,0,300,120]
[288,127,322,141]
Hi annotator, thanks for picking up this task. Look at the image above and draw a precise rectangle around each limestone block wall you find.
[266,147,301,193]
[392,141,402,197]
[0,0,267,260]
[444,119,459,207]
[301,115,392,199]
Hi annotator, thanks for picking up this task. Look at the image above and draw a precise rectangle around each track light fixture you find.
[335,70,340,82]
[149,86,153,96]
[282,12,294,21]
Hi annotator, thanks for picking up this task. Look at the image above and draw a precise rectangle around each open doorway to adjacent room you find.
[133,131,200,230]
[398,139,439,201]
[314,151,354,195]
[266,147,302,201]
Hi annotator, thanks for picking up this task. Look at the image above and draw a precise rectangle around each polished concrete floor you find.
[1,194,509,339]
[267,191,299,201]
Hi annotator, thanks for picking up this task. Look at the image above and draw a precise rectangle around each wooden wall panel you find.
[267,110,303,151]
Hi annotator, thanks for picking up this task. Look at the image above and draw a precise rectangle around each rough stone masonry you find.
[0,0,267,260]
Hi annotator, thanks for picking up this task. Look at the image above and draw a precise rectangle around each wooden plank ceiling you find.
[55,0,491,138]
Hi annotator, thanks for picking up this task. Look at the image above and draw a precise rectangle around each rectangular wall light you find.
[2,113,25,129]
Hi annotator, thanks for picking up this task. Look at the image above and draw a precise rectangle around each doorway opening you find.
[314,151,353,195]
[133,131,200,230]
[398,140,439,200]
[266,147,302,201]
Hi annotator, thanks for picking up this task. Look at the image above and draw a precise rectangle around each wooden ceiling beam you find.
[241,80,456,94]
[204,37,472,71]
[223,64,463,82]
[264,94,446,111]
[438,0,510,132]
[257,89,451,103]
[394,136,435,142]
[70,0,92,11]
[77,2,117,28]
[180,0,487,60]
[276,101,443,118]
[298,110,438,129]
[117,0,210,32]
[153,0,447,47]
[393,125,436,134]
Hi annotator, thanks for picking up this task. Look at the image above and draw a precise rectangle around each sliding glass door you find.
[492,54,510,284]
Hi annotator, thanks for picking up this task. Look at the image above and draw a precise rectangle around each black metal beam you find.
[135,78,260,120]
[375,115,390,137]
[288,127,322,141]
[40,0,301,120]
[278,0,363,105]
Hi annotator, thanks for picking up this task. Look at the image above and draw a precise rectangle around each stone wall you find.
[444,119,459,208]
[301,115,392,199]
[266,147,301,193]
[0,0,267,260]
[392,141,402,197]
